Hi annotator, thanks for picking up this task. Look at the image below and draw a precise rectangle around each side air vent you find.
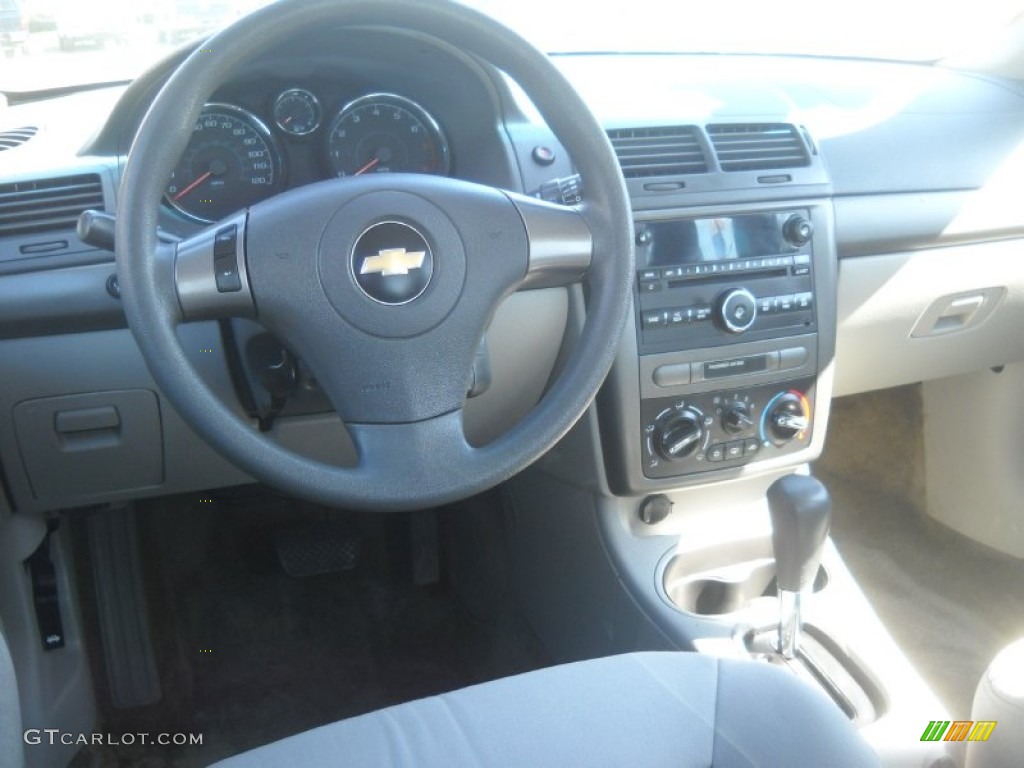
[0,126,38,152]
[0,174,104,238]
[707,123,810,172]
[607,126,708,178]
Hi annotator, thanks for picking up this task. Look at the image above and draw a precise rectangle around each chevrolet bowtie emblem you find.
[360,248,426,277]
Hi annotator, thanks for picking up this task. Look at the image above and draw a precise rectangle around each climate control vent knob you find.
[654,407,704,461]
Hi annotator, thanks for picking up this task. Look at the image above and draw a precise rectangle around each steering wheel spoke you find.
[346,411,476,489]
[509,194,593,289]
[173,210,256,321]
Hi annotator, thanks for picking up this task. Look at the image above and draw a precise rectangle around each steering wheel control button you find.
[351,221,433,305]
[213,224,242,292]
[718,288,757,333]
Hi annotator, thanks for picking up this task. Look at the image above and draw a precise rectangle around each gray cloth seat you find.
[211,651,880,767]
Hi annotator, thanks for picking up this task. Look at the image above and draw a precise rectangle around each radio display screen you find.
[643,213,789,267]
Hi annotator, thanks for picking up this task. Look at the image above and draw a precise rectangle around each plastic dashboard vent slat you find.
[0,126,38,152]
[707,123,810,172]
[607,126,708,178]
[0,174,104,238]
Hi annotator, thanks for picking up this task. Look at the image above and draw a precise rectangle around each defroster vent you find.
[0,174,104,238]
[608,126,708,178]
[708,123,810,172]
[0,127,38,152]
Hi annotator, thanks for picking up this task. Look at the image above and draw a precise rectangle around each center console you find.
[600,201,837,494]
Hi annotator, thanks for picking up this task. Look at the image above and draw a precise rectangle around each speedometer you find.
[165,104,283,223]
[325,93,450,178]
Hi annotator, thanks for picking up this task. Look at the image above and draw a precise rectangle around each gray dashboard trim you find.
[0,263,124,340]
[834,190,1024,258]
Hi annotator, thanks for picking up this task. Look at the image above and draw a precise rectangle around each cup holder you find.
[662,541,829,616]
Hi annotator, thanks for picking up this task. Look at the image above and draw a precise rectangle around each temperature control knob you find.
[767,392,810,444]
[717,288,757,334]
[655,407,704,461]
[722,402,754,434]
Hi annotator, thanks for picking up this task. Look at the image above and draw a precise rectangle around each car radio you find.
[634,211,816,355]
[631,209,824,481]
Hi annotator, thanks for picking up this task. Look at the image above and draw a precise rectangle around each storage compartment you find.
[662,539,828,616]
[13,390,163,504]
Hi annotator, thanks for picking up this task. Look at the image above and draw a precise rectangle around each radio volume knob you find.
[717,288,757,333]
[783,215,814,246]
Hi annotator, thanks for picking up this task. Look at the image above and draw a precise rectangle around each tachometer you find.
[325,93,450,178]
[165,104,283,223]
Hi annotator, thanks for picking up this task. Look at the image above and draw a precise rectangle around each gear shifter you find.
[767,474,831,658]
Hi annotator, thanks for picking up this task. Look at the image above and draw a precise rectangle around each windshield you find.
[1,0,1022,93]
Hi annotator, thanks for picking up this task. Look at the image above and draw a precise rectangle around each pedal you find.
[87,505,162,709]
[275,521,362,577]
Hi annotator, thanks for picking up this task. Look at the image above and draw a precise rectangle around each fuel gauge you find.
[273,88,321,137]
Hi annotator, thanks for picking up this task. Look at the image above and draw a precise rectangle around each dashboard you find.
[3,22,1024,514]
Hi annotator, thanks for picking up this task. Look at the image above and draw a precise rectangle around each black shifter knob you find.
[767,474,831,593]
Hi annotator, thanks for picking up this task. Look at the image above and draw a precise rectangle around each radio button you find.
[794,254,811,264]
[667,308,687,326]
[793,265,811,277]
[776,294,795,312]
[693,305,713,322]
[794,292,813,310]
[779,347,809,370]
[641,310,666,329]
[663,266,685,279]
[780,255,795,267]
[757,296,775,314]
[639,280,662,294]
[639,268,660,281]
[652,363,692,388]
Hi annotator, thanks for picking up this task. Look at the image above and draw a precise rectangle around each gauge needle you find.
[353,157,380,176]
[172,170,213,202]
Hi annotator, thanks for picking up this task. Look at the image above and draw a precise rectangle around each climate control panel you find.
[640,378,815,479]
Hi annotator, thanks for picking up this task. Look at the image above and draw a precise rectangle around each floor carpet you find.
[72,488,548,767]
[818,385,1024,717]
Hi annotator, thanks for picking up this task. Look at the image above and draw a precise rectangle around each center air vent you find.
[0,127,38,152]
[0,174,104,238]
[607,126,708,178]
[707,123,810,172]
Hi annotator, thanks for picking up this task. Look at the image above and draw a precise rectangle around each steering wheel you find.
[116,0,634,511]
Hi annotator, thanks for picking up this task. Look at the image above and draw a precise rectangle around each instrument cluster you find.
[165,87,451,224]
